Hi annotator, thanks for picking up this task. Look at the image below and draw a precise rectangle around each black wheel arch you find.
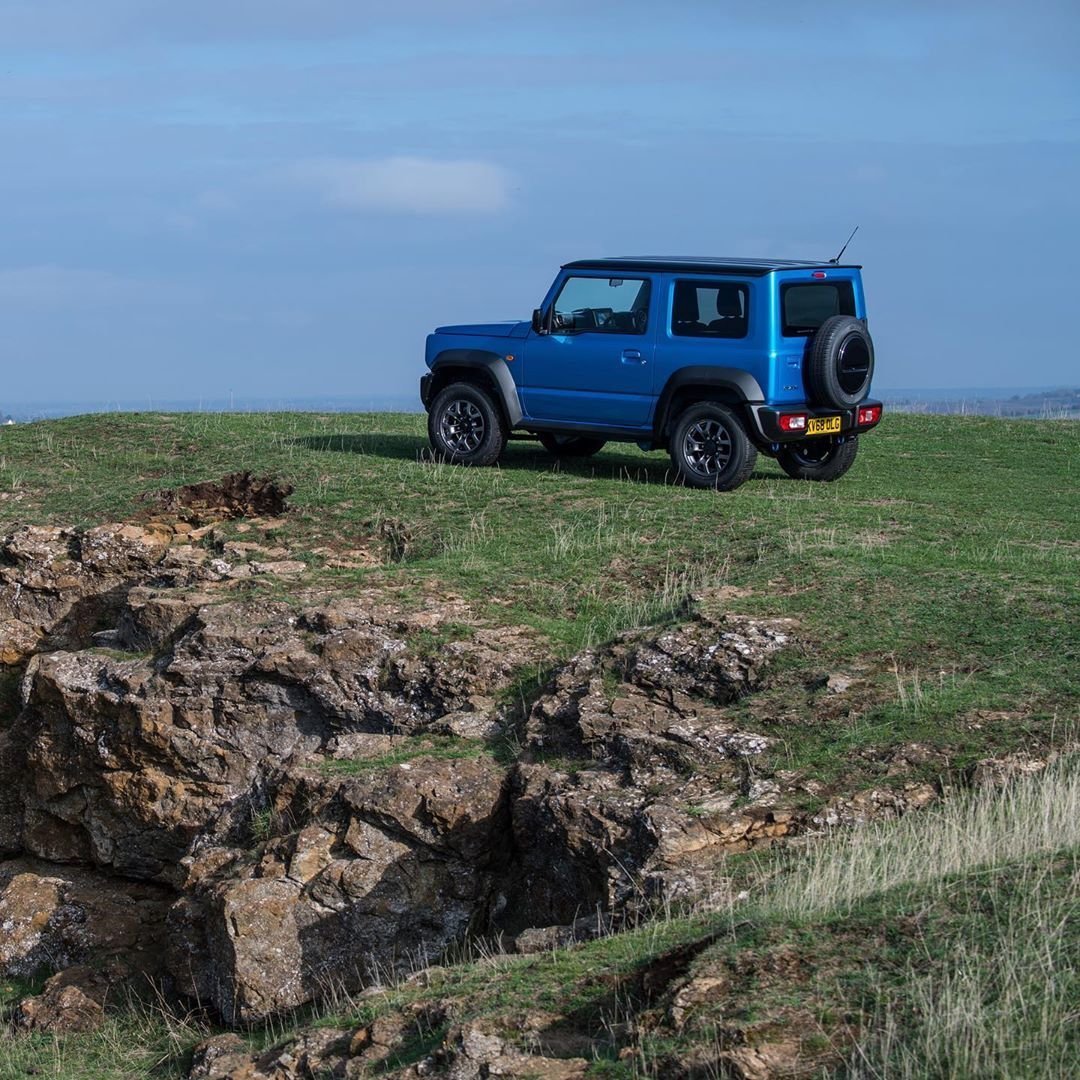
[427,350,523,426]
[653,367,764,441]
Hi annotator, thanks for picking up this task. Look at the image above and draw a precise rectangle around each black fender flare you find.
[429,349,523,426]
[653,366,764,438]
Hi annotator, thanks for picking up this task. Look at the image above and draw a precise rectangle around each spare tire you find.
[806,315,875,409]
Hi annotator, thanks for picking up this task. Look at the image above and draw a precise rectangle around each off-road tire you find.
[428,382,507,466]
[538,433,607,458]
[776,437,859,482]
[806,315,875,409]
[669,401,757,491]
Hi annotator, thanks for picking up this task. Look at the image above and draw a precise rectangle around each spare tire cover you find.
[806,315,875,409]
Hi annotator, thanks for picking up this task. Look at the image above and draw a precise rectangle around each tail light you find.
[778,412,808,432]
[857,405,882,425]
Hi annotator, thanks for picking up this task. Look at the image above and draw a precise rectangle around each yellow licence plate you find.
[807,416,842,437]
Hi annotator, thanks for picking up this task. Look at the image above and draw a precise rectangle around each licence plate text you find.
[806,416,842,436]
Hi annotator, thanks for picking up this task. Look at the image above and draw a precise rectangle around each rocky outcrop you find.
[12,596,534,885]
[0,524,173,665]
[0,512,952,1033]
[168,755,511,1023]
[502,617,794,929]
[187,1016,591,1080]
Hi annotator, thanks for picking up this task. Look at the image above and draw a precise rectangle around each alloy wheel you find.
[682,418,732,477]
[439,399,486,455]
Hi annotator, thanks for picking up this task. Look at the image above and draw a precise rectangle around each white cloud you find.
[291,156,514,215]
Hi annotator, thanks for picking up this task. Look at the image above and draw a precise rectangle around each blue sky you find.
[1,0,1077,405]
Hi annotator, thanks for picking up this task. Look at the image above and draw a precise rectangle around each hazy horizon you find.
[5,385,1078,424]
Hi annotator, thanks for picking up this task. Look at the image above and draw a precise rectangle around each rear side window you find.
[671,280,749,338]
[781,282,856,336]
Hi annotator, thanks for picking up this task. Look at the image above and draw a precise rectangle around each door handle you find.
[621,349,645,364]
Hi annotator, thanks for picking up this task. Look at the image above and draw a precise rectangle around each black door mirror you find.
[531,308,546,335]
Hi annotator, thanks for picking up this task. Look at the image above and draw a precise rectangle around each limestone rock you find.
[812,783,938,829]
[14,965,110,1033]
[0,730,25,855]
[0,859,171,978]
[721,1042,807,1080]
[169,755,510,1024]
[12,599,531,883]
[441,1022,589,1079]
[0,523,212,665]
[188,1034,260,1080]
[825,673,855,694]
[970,752,1048,788]
[627,615,792,701]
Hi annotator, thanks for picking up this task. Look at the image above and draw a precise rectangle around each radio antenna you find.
[830,225,859,264]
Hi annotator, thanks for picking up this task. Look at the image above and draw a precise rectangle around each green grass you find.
[1,411,1076,790]
[1,411,1077,1076]
[0,1006,205,1080]
[322,734,493,775]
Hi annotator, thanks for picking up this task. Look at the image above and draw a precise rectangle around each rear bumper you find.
[749,399,883,444]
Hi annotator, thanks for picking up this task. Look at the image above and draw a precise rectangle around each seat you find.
[672,285,706,335]
[706,285,745,334]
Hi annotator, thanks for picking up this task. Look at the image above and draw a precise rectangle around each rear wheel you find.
[776,437,858,481]
[538,433,607,458]
[428,382,507,466]
[669,402,757,491]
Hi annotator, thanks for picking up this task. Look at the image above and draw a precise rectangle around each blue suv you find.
[420,257,882,491]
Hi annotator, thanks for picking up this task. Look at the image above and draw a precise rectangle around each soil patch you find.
[144,472,293,523]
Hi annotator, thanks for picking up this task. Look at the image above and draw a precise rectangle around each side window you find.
[671,280,749,338]
[781,282,856,336]
[552,276,651,334]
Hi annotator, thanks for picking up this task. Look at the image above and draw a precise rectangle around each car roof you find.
[562,257,862,277]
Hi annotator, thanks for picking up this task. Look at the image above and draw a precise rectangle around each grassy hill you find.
[1,411,1075,775]
[0,411,1077,1076]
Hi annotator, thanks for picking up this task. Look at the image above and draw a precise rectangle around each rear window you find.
[781,282,856,336]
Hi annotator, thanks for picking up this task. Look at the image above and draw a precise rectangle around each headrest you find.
[713,285,743,318]
[672,286,699,323]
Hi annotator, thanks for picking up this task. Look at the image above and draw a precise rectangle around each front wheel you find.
[538,433,607,459]
[428,382,507,466]
[669,402,757,491]
[776,437,858,481]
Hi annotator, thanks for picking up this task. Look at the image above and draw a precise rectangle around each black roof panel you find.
[562,256,861,277]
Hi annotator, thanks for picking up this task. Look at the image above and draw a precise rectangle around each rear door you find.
[521,273,656,428]
[651,274,765,405]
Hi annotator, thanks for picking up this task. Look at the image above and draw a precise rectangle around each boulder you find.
[169,756,511,1024]
[0,523,200,665]
[13,600,532,883]
[14,965,111,1033]
[0,859,171,978]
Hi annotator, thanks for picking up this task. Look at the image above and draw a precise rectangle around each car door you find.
[521,273,656,428]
